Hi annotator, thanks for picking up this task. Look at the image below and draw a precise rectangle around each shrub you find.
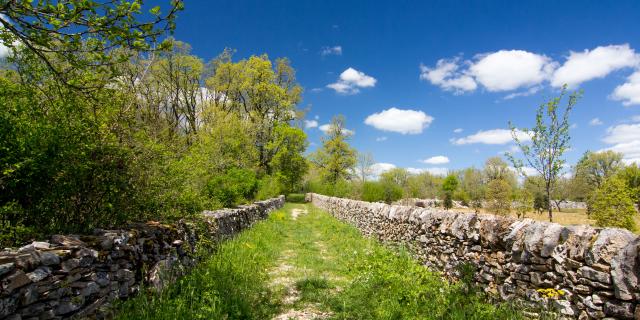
[286,193,306,203]
[206,168,258,208]
[486,179,512,215]
[361,181,403,204]
[256,175,281,200]
[590,177,638,231]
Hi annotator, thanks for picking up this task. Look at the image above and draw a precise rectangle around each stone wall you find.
[0,196,284,320]
[307,193,639,319]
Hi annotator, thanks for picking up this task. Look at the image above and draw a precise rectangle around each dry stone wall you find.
[307,193,640,319]
[0,196,284,320]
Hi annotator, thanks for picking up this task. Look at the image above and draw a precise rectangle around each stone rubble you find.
[0,196,284,320]
[308,193,639,319]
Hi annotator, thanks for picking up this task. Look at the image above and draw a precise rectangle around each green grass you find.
[115,203,524,320]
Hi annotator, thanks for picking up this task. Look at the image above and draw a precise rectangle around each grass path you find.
[116,203,523,320]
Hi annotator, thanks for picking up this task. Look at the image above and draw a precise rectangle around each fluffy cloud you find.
[601,122,640,164]
[319,123,355,136]
[452,129,531,145]
[321,46,342,56]
[611,71,640,106]
[327,67,376,94]
[551,44,639,88]
[421,155,450,165]
[589,118,603,126]
[469,50,555,91]
[453,128,463,133]
[371,163,396,177]
[364,108,434,134]
[421,50,554,93]
[419,59,477,93]
[304,120,318,129]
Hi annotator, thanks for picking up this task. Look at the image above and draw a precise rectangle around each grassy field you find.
[115,203,524,319]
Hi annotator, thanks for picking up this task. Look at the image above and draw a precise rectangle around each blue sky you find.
[170,1,640,175]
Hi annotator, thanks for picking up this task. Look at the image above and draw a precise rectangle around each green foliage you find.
[442,174,459,210]
[615,164,640,208]
[361,181,403,204]
[285,193,307,203]
[268,124,308,194]
[513,188,533,219]
[590,177,638,231]
[309,115,357,184]
[486,179,512,216]
[533,193,550,214]
[206,168,258,208]
[0,0,182,88]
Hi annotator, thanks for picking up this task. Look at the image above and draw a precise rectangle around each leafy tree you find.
[310,115,356,184]
[206,168,258,208]
[575,151,624,188]
[616,164,640,207]
[533,193,550,215]
[206,51,302,173]
[0,0,182,88]
[460,168,484,213]
[362,181,403,204]
[267,124,308,193]
[486,179,512,216]
[508,85,581,222]
[380,168,410,190]
[590,177,638,231]
[483,157,513,182]
[406,172,443,199]
[551,177,572,212]
[442,174,459,210]
[513,187,533,219]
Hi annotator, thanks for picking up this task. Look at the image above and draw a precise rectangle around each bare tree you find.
[357,152,375,183]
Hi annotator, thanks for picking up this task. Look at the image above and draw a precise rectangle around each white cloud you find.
[321,46,342,56]
[421,156,450,165]
[375,136,388,142]
[589,118,603,126]
[552,44,639,88]
[570,123,578,129]
[503,86,542,100]
[0,43,10,58]
[601,122,640,164]
[509,166,539,176]
[632,115,640,122]
[327,67,376,94]
[469,50,555,91]
[419,59,477,93]
[453,128,463,133]
[319,123,355,136]
[452,129,531,145]
[371,163,396,177]
[304,120,318,129]
[611,71,640,106]
[364,108,434,134]
[310,88,324,93]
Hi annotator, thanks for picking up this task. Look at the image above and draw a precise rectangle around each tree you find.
[0,0,182,88]
[486,179,512,216]
[590,177,638,231]
[533,193,549,215]
[513,187,533,219]
[575,151,624,188]
[508,85,581,222]
[267,124,308,194]
[310,115,356,184]
[551,177,572,212]
[460,168,485,213]
[357,152,375,183]
[616,164,640,208]
[442,174,459,210]
[483,156,512,181]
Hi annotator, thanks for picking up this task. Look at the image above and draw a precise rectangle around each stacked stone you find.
[0,196,284,320]
[307,193,639,319]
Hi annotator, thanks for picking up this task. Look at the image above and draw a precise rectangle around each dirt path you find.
[269,207,333,320]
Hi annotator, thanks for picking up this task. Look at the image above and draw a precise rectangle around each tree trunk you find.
[547,188,553,222]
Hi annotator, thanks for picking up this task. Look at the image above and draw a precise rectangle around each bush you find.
[256,175,281,200]
[590,177,638,231]
[486,179,512,215]
[361,181,403,204]
[286,193,306,203]
[206,168,258,208]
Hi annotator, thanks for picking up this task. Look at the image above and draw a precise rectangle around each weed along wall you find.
[307,193,640,319]
[0,196,284,319]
